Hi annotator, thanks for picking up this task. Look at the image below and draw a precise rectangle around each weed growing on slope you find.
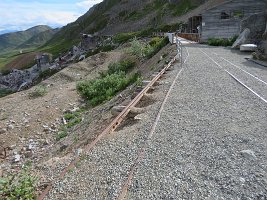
[128,37,169,59]
[77,72,140,106]
[29,85,47,98]
[208,36,238,47]
[0,167,38,199]
[99,60,136,77]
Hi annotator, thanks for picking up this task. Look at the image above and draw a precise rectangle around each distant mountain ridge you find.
[0,29,18,35]
[0,25,58,53]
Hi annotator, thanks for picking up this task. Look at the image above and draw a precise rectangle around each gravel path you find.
[46,56,182,199]
[201,46,267,101]
[46,44,267,199]
[126,44,267,199]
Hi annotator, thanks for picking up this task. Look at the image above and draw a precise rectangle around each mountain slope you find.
[0,25,54,52]
[42,0,206,55]
[18,28,59,49]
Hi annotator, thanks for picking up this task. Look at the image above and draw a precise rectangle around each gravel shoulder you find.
[46,56,182,199]
[126,44,267,199]
[39,43,267,199]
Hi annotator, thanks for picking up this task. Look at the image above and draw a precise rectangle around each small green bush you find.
[113,32,140,44]
[77,72,139,106]
[66,118,82,128]
[29,85,47,98]
[100,60,136,77]
[0,167,37,199]
[56,131,68,141]
[208,35,238,47]
[128,37,169,59]
[146,37,169,58]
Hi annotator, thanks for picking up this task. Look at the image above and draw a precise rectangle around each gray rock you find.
[240,149,257,159]
[13,154,21,162]
[241,11,267,41]
[0,128,7,134]
[7,124,14,130]
[232,28,251,49]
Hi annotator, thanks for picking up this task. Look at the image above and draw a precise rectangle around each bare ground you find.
[0,44,175,196]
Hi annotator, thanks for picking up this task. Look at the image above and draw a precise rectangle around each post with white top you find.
[176,37,182,67]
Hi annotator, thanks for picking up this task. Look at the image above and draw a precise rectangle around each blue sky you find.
[0,0,103,31]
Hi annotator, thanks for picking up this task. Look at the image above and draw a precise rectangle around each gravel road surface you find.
[126,44,267,199]
[47,44,267,199]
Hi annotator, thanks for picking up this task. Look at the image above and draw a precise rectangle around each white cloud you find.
[77,0,103,8]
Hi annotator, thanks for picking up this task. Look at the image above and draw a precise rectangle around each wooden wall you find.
[201,0,267,42]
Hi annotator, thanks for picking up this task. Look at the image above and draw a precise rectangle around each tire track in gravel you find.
[198,48,267,103]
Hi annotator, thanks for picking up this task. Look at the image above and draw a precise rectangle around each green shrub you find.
[0,167,37,199]
[77,72,139,106]
[29,85,47,98]
[145,37,169,58]
[127,39,147,58]
[128,37,169,59]
[113,32,140,44]
[56,131,68,141]
[66,118,82,128]
[100,60,136,77]
[208,35,238,47]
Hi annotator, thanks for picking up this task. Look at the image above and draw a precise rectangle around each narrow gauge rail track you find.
[117,45,189,199]
[38,49,180,200]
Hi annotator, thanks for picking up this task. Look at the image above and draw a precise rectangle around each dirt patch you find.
[5,52,41,70]
[0,44,177,196]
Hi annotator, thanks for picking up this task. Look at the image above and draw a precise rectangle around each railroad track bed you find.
[41,41,267,199]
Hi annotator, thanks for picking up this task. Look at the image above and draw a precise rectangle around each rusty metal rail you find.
[37,55,178,200]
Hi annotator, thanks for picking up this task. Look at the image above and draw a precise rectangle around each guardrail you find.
[178,33,199,42]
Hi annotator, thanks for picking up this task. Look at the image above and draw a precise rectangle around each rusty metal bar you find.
[37,56,177,200]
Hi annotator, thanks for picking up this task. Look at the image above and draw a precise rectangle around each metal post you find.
[176,37,182,67]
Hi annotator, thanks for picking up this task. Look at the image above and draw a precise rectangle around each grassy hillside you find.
[0,25,53,53]
[41,0,205,56]
[18,28,59,49]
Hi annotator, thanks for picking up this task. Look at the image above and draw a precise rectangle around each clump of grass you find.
[56,109,85,141]
[77,72,139,106]
[56,131,68,141]
[99,60,136,77]
[208,35,238,47]
[113,32,140,44]
[128,37,169,59]
[0,167,38,199]
[29,85,47,98]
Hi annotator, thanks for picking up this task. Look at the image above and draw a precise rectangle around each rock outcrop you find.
[232,28,250,49]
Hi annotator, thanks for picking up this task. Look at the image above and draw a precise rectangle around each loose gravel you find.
[47,44,267,199]
[126,44,267,199]
[46,57,182,199]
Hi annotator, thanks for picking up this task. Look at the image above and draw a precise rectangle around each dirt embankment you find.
[0,44,176,194]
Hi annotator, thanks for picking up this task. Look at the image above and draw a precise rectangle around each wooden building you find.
[201,0,267,42]
[186,0,267,42]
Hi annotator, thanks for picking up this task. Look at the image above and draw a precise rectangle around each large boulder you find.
[232,28,250,49]
[241,11,267,41]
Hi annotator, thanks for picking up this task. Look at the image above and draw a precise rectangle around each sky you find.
[0,0,103,32]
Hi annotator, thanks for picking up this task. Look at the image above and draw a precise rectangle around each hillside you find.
[0,25,56,53]
[42,0,207,55]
